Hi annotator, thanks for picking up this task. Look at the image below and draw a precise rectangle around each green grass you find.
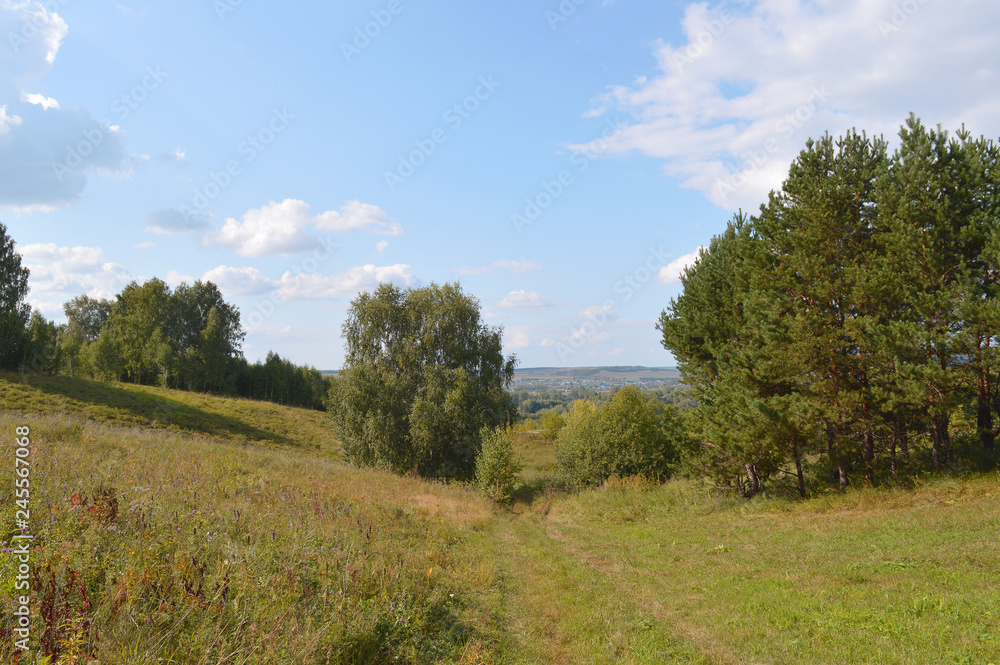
[0,370,339,453]
[2,372,1000,663]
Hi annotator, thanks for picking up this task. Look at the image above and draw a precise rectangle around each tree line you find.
[660,116,1000,496]
[0,233,329,411]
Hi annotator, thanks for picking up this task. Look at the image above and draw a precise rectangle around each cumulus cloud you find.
[504,326,532,350]
[275,264,415,300]
[211,199,401,257]
[454,259,542,276]
[314,200,403,236]
[498,290,555,308]
[0,2,139,210]
[572,0,1000,211]
[656,247,705,285]
[375,240,388,256]
[19,243,137,313]
[165,270,196,286]
[21,92,58,110]
[201,265,275,297]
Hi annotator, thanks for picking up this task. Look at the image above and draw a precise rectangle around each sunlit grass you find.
[3,373,999,663]
[0,409,500,663]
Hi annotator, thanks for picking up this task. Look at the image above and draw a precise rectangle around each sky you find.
[2,0,999,370]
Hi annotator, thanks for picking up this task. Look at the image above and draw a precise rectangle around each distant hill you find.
[513,366,680,382]
[322,366,680,382]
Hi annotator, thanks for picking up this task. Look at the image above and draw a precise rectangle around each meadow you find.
[2,372,999,664]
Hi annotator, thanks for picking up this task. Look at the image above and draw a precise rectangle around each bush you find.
[539,411,565,441]
[475,427,521,506]
[556,386,683,486]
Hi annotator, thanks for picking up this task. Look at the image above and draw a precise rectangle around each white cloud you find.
[0,3,137,209]
[375,240,389,256]
[656,247,705,285]
[276,264,415,300]
[609,347,625,357]
[540,338,556,347]
[498,289,554,308]
[314,200,403,236]
[580,303,616,319]
[212,199,401,257]
[19,243,137,312]
[574,0,1000,211]
[159,148,187,165]
[202,265,275,297]
[21,92,58,110]
[165,270,196,286]
[505,326,531,350]
[454,259,542,276]
[134,241,154,249]
[0,105,22,134]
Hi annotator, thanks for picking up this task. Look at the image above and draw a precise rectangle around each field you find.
[2,372,999,664]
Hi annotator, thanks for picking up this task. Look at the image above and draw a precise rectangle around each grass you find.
[0,370,339,453]
[2,372,1000,663]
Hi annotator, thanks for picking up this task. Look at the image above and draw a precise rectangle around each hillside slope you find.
[0,371,339,453]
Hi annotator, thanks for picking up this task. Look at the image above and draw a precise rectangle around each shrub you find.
[475,427,521,505]
[539,411,566,441]
[556,386,683,486]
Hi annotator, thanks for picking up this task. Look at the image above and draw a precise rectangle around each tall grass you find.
[0,410,501,663]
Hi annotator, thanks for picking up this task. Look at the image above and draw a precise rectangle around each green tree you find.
[328,282,517,479]
[539,411,565,441]
[874,117,981,469]
[754,130,890,488]
[556,387,682,486]
[0,222,31,369]
[475,426,521,506]
[22,311,59,374]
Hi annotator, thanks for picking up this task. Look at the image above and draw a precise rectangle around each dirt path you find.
[488,507,726,664]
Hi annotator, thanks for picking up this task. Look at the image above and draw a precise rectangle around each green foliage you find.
[660,117,1000,495]
[475,426,521,505]
[329,282,517,480]
[556,386,683,486]
[22,311,60,374]
[539,411,565,440]
[0,221,30,369]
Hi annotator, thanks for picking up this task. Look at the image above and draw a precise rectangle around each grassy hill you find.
[2,372,999,663]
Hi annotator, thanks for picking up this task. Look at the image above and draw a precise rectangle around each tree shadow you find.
[5,372,299,447]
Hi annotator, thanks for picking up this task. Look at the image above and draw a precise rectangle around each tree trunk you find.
[978,372,995,452]
[742,463,761,499]
[863,428,875,486]
[792,437,806,498]
[931,413,953,468]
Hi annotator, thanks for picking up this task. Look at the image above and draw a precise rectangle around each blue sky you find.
[2,0,999,369]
